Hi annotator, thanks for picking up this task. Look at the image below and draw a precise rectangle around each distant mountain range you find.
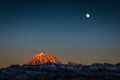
[25,52,80,66]
[0,52,120,80]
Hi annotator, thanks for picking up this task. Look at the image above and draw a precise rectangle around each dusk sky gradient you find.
[0,0,120,67]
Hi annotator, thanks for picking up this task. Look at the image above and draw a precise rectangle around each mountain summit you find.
[26,52,61,65]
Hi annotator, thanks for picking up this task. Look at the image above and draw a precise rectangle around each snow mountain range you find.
[0,52,120,80]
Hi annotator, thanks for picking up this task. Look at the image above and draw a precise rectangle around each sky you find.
[0,0,120,67]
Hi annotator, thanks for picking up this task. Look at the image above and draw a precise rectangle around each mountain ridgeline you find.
[0,52,120,80]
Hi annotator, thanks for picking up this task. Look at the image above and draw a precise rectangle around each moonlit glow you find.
[86,13,90,18]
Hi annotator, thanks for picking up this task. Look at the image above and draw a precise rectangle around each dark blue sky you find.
[0,0,120,67]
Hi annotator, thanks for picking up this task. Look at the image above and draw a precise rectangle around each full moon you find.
[86,13,90,18]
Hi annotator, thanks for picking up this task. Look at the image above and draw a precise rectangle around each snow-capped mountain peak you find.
[26,52,61,65]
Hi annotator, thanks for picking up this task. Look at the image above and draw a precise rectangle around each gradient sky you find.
[0,0,120,67]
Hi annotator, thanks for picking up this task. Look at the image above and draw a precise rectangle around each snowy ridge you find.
[0,63,120,80]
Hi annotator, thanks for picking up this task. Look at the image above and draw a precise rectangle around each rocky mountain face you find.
[26,52,61,65]
[68,61,77,66]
